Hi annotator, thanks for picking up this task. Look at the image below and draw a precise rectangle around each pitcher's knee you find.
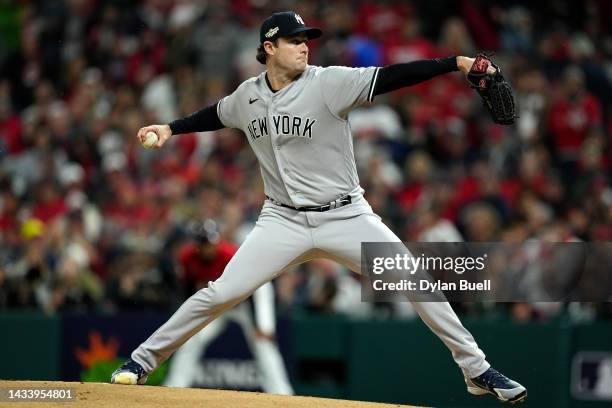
[196,279,251,309]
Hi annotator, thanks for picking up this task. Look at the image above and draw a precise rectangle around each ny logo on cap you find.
[265,27,279,38]
[294,13,304,25]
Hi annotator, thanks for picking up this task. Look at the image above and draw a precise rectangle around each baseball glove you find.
[467,53,517,125]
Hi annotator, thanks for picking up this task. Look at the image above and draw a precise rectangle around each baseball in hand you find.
[142,131,158,148]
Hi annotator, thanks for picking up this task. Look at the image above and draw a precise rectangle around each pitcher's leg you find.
[315,212,489,378]
[131,208,312,373]
[163,314,228,387]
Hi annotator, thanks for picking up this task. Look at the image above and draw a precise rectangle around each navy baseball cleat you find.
[466,367,527,404]
[111,359,148,385]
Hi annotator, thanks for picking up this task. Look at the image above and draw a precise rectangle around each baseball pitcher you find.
[112,11,526,404]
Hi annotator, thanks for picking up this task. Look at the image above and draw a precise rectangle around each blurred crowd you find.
[0,0,610,321]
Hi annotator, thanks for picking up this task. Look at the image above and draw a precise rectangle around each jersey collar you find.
[263,68,307,96]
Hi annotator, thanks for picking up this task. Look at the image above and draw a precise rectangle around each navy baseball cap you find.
[260,11,322,43]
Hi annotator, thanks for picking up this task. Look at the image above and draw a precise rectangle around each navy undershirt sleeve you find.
[373,57,459,96]
[168,102,224,135]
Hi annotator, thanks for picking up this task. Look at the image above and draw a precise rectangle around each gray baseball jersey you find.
[129,65,491,385]
[217,65,380,207]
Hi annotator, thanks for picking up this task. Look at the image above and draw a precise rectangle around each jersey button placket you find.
[268,104,292,204]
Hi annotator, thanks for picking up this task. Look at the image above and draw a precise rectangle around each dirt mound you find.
[0,381,420,408]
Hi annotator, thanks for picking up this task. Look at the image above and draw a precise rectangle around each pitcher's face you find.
[267,33,309,74]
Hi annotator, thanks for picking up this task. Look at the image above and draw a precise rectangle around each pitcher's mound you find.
[0,381,423,408]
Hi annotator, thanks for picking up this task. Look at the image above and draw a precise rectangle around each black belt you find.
[266,195,352,212]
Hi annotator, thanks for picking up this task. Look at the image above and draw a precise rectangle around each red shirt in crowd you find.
[178,240,237,285]
[547,93,602,158]
[0,114,23,154]
[32,197,66,223]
